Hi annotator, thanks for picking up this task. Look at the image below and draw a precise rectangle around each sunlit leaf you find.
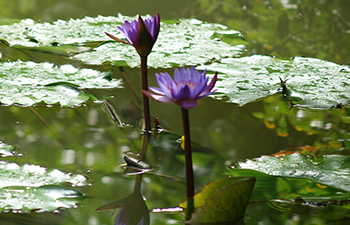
[0,61,121,106]
[199,55,350,109]
[75,17,245,68]
[180,177,255,223]
[0,185,85,213]
[0,15,245,68]
[0,161,87,188]
[0,17,111,46]
[232,153,350,192]
[0,161,87,213]
[229,169,350,201]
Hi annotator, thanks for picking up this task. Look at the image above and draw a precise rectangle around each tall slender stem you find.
[135,56,151,198]
[181,107,195,220]
[141,56,151,132]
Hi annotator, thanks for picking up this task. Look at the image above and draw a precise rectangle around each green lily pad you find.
[0,17,113,46]
[229,169,350,202]
[0,15,245,68]
[232,153,350,192]
[0,161,87,187]
[199,55,350,109]
[180,177,255,223]
[0,60,121,106]
[0,161,87,213]
[0,186,85,213]
[74,17,245,68]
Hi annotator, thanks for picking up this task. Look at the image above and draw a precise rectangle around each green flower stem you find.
[135,55,151,198]
[134,174,143,194]
[181,107,195,220]
[141,56,151,132]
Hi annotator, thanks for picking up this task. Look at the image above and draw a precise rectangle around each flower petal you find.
[148,87,164,95]
[156,73,175,98]
[178,99,197,109]
[176,84,192,100]
[189,67,201,84]
[143,13,160,42]
[142,90,176,105]
[105,32,130,45]
[202,72,218,94]
[119,20,138,45]
[148,67,217,109]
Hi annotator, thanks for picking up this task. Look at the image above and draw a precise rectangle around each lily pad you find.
[0,60,121,106]
[199,55,350,109]
[0,15,245,68]
[0,161,87,213]
[229,169,350,202]
[74,17,245,68]
[0,186,85,213]
[0,161,87,187]
[180,177,255,223]
[232,153,350,192]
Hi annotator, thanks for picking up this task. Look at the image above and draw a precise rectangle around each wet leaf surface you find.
[180,178,255,224]
[0,161,87,188]
[0,161,87,213]
[232,153,350,192]
[199,55,350,108]
[0,186,85,213]
[0,16,245,68]
[0,61,121,106]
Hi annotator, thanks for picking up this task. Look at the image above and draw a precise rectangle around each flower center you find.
[178,82,194,89]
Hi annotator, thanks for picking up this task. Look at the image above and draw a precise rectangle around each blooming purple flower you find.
[142,67,218,109]
[105,13,160,57]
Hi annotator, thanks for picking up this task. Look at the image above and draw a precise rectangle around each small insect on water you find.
[278,76,288,97]
[278,76,296,108]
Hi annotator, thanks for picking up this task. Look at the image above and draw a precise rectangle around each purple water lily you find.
[105,13,160,57]
[142,67,218,109]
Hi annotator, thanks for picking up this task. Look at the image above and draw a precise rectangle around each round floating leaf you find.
[0,61,121,106]
[0,161,87,188]
[0,16,118,46]
[0,161,87,213]
[229,169,350,202]
[0,15,245,68]
[198,55,350,109]
[74,17,245,68]
[233,153,350,192]
[180,177,255,223]
[0,186,85,213]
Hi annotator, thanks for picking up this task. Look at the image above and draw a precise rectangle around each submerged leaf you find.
[198,55,350,108]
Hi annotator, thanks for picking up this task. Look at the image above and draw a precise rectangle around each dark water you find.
[0,0,350,224]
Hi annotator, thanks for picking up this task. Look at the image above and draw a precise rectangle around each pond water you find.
[1,0,350,224]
